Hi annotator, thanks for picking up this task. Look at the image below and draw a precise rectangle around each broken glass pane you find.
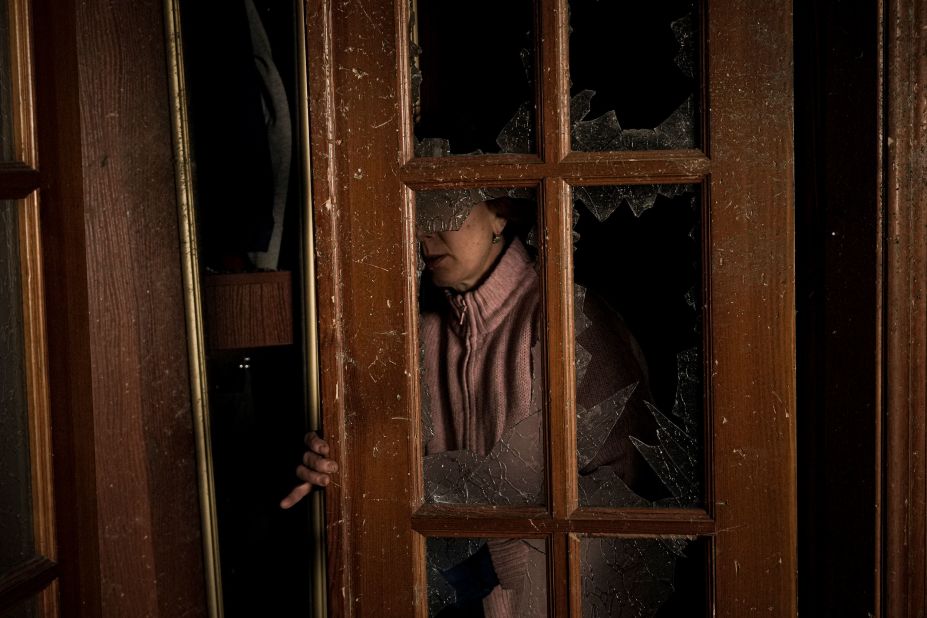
[0,1,15,161]
[425,411,544,505]
[415,187,535,234]
[581,536,707,617]
[569,1,699,151]
[416,188,545,506]
[0,201,36,573]
[427,537,548,617]
[573,186,703,507]
[410,0,536,156]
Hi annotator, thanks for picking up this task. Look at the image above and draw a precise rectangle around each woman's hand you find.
[280,431,338,509]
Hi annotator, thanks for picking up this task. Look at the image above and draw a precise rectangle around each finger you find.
[279,483,311,509]
[303,431,330,456]
[303,450,339,474]
[310,435,330,456]
[295,464,331,487]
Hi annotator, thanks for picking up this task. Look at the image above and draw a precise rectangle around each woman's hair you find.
[484,196,537,243]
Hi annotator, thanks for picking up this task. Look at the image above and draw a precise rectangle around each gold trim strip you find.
[296,0,327,615]
[162,1,224,616]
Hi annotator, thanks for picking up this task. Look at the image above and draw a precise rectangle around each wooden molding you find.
[305,0,352,616]
[883,0,927,615]
[0,557,58,614]
[0,162,39,198]
[9,0,38,166]
[19,191,58,613]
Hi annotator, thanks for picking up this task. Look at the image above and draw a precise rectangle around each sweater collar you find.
[444,239,537,335]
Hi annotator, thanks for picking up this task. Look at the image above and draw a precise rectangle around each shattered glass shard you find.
[415,189,482,234]
[631,399,701,507]
[573,185,627,223]
[685,288,697,311]
[574,284,591,337]
[574,184,694,223]
[525,226,539,250]
[415,187,535,233]
[427,537,486,616]
[495,101,534,154]
[569,89,595,126]
[578,466,650,507]
[671,347,701,432]
[414,137,453,159]
[572,109,622,152]
[581,537,694,618]
[570,92,697,152]
[427,538,547,617]
[576,382,637,471]
[424,411,545,505]
[575,343,593,389]
[671,12,697,79]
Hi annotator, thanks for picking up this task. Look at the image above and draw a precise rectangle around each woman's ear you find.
[490,211,507,236]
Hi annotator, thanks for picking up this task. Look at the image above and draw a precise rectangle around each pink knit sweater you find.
[421,239,657,616]
[422,239,540,458]
[421,240,540,617]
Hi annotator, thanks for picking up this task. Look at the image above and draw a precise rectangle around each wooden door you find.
[306,0,795,615]
[0,0,58,614]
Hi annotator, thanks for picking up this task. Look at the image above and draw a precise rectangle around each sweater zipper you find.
[455,296,475,448]
[456,296,467,327]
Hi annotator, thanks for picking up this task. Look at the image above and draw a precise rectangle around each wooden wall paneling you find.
[73,0,205,614]
[707,0,797,614]
[34,0,207,614]
[883,0,927,615]
[32,0,102,611]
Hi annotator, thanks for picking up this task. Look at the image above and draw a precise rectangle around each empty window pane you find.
[581,536,708,617]
[411,0,536,156]
[572,186,704,508]
[0,1,15,160]
[0,200,35,573]
[569,0,699,152]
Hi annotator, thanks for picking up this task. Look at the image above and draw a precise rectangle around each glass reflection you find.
[411,0,536,156]
[572,185,703,508]
[0,200,36,573]
[569,0,699,151]
[0,1,15,160]
[580,536,707,617]
[416,189,545,506]
[427,537,548,617]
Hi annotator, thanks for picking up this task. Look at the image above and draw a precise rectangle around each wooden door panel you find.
[307,0,795,614]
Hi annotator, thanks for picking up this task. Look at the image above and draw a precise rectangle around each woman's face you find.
[417,202,507,292]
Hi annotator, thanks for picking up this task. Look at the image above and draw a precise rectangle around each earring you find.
[491,232,502,244]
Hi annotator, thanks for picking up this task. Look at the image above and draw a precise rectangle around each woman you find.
[280,197,530,505]
[281,197,662,616]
